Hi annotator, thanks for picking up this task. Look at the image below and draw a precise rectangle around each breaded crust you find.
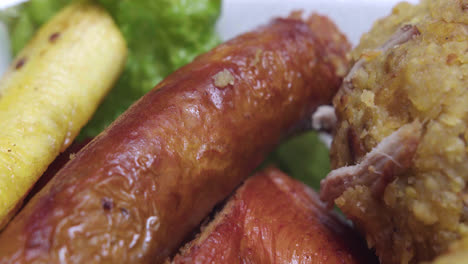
[329,0,468,263]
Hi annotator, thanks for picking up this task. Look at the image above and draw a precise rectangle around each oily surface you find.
[172,167,377,264]
[0,14,349,264]
[330,0,468,263]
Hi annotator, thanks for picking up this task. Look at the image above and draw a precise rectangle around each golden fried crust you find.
[0,14,350,263]
[172,168,377,264]
[330,0,468,263]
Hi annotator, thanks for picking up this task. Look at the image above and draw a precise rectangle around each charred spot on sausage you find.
[101,197,114,211]
[120,207,129,217]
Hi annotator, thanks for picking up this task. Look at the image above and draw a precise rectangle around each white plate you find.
[0,0,418,77]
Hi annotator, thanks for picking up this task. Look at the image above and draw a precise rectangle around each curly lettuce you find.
[2,0,331,190]
[4,0,221,138]
[263,131,330,190]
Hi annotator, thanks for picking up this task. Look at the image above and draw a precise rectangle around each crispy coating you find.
[0,14,350,263]
[329,0,468,263]
[431,236,468,264]
[171,167,377,264]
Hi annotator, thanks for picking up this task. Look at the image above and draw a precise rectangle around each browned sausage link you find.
[0,14,350,263]
[172,167,378,264]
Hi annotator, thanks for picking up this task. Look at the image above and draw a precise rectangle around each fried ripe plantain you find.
[0,2,126,229]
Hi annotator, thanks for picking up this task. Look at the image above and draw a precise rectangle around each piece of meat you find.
[337,24,420,96]
[0,13,350,264]
[311,105,337,133]
[321,121,422,206]
[171,167,378,264]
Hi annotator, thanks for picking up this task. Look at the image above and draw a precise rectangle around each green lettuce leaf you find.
[81,0,221,138]
[4,0,221,139]
[263,131,330,190]
[2,0,331,189]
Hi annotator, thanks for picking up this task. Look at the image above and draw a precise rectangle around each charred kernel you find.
[101,197,113,211]
[15,58,27,70]
[49,32,61,43]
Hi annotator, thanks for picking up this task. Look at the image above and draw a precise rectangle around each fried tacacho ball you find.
[320,0,468,263]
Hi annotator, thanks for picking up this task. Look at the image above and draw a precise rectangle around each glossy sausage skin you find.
[21,139,91,206]
[0,14,350,263]
[172,167,378,264]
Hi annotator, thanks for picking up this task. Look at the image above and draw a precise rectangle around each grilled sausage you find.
[0,13,349,263]
[171,167,377,264]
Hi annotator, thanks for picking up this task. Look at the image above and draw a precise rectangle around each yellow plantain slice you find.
[0,1,127,228]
